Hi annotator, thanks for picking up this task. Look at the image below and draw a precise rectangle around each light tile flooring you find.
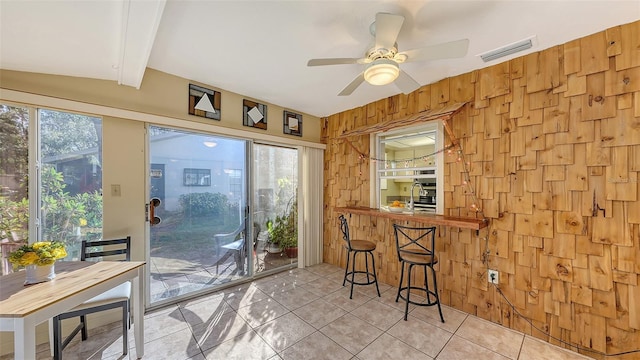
[150,239,295,303]
[14,263,592,360]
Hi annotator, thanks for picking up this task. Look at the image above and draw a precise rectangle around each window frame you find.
[373,120,445,214]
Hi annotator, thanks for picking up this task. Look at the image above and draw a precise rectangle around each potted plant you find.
[270,195,298,258]
[8,241,67,284]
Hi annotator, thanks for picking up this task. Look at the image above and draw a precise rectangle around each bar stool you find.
[393,223,444,322]
[338,214,381,299]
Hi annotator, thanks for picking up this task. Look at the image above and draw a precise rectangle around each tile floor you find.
[150,238,296,303]
[12,263,593,360]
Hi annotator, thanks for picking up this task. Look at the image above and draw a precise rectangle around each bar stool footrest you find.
[397,286,439,307]
[344,270,378,286]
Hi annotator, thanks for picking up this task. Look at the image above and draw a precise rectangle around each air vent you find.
[479,38,533,62]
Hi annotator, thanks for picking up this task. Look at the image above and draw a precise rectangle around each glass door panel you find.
[39,109,103,260]
[149,126,248,305]
[253,144,298,273]
[0,104,30,275]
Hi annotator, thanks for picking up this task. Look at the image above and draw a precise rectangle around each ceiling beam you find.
[117,0,166,89]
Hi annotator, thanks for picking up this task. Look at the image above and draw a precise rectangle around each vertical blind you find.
[300,146,324,266]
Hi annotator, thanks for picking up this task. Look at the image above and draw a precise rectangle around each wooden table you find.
[0,261,145,359]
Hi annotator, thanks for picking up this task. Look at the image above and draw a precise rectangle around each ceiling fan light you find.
[364,59,399,86]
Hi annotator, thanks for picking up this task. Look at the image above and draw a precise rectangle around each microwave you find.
[415,169,436,188]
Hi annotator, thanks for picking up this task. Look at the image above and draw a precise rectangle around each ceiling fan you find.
[307,12,469,96]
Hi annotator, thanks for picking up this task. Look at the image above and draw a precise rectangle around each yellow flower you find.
[32,241,51,250]
[8,241,67,269]
[52,248,67,259]
[21,252,39,266]
[79,218,87,226]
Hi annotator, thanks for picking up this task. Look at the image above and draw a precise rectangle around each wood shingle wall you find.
[322,20,640,359]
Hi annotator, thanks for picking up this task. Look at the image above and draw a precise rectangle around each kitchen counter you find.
[334,206,488,230]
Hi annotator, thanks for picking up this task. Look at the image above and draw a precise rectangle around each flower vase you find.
[24,263,56,285]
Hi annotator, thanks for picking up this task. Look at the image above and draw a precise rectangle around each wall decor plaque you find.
[283,110,302,137]
[189,84,221,120]
[243,99,267,129]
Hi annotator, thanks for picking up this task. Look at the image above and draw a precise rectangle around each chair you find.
[213,223,246,273]
[393,224,444,322]
[338,214,380,299]
[51,237,131,360]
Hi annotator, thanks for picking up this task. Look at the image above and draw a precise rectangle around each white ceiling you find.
[1,1,638,118]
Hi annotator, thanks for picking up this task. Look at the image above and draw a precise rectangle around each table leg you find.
[133,267,145,358]
[48,318,55,357]
[14,318,36,360]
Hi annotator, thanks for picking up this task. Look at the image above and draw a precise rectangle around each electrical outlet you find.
[488,269,499,284]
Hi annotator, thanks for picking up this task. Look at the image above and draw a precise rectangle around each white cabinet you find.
[390,145,435,182]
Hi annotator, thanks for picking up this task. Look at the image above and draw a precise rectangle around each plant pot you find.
[284,247,298,258]
[265,242,282,254]
[24,263,56,285]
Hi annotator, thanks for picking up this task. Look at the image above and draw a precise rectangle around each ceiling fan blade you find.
[307,58,362,66]
[395,70,421,94]
[374,13,404,50]
[401,39,470,62]
[338,73,365,96]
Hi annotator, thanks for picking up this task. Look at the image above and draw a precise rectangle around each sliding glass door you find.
[253,143,298,273]
[147,127,299,306]
[148,126,248,306]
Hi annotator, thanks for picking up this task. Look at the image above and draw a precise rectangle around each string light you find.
[343,138,455,164]
[342,137,485,219]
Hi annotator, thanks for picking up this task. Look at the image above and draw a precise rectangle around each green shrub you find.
[75,191,103,228]
[178,192,233,218]
[0,197,28,240]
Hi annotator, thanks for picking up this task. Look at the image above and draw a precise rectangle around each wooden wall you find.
[322,20,640,359]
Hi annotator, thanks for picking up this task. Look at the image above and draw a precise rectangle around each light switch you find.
[111,184,121,197]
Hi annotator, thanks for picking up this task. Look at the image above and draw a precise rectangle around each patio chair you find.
[213,223,246,273]
[51,236,131,360]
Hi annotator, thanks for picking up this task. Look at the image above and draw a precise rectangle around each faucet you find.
[409,181,425,212]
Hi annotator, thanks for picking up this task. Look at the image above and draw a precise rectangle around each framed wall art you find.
[188,84,221,120]
[283,110,302,137]
[243,99,267,130]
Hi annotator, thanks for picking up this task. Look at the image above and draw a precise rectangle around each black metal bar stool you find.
[338,214,381,299]
[393,223,444,322]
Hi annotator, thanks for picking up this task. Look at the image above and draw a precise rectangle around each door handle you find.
[149,198,162,226]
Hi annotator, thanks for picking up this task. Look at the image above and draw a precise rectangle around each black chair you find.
[338,214,380,299]
[51,237,131,360]
[393,224,444,322]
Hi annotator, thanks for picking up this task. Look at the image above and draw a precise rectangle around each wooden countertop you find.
[335,206,488,230]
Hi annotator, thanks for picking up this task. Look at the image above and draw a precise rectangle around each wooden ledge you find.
[337,102,467,138]
[335,206,488,231]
